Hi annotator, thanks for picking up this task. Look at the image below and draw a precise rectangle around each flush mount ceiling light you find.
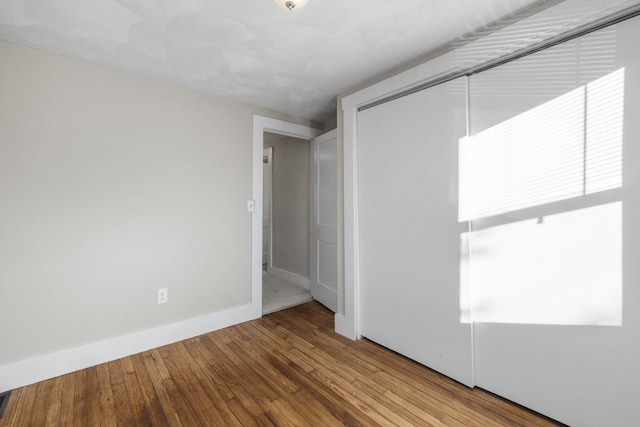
[272,0,310,11]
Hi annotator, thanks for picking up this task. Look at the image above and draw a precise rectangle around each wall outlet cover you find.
[158,288,168,304]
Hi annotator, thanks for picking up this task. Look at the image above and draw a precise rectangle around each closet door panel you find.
[467,16,640,427]
[357,78,473,386]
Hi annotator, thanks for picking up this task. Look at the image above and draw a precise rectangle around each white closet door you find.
[357,77,473,386]
[467,16,640,427]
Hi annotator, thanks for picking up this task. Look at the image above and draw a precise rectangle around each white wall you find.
[0,40,314,385]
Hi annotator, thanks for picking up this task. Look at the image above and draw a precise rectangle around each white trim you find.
[311,128,338,145]
[266,266,311,290]
[0,303,257,393]
[252,116,322,321]
[334,314,356,340]
[341,102,362,340]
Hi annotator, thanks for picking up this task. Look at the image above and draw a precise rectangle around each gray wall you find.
[263,133,310,279]
[0,40,313,365]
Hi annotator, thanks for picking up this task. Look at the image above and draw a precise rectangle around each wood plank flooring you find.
[0,302,563,426]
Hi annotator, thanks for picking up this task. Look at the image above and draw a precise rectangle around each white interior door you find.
[310,129,338,312]
[262,148,273,266]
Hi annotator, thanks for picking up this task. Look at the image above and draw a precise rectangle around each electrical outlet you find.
[157,288,168,304]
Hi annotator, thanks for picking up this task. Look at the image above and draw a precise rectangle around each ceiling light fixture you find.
[272,0,309,11]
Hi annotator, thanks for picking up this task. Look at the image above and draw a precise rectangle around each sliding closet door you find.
[466,15,640,427]
[357,78,473,386]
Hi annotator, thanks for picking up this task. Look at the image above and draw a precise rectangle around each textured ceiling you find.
[0,0,542,122]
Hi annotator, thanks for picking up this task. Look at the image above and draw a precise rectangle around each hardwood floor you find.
[0,301,562,426]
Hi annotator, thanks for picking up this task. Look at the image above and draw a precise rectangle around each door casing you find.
[251,116,322,317]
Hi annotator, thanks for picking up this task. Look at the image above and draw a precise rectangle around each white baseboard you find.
[266,266,310,290]
[335,313,359,341]
[0,303,260,393]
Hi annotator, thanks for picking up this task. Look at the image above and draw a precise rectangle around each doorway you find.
[261,133,314,313]
[250,116,323,317]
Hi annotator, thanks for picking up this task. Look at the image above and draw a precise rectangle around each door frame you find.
[263,147,273,268]
[251,115,322,318]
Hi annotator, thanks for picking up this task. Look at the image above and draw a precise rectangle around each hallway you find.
[262,272,312,314]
